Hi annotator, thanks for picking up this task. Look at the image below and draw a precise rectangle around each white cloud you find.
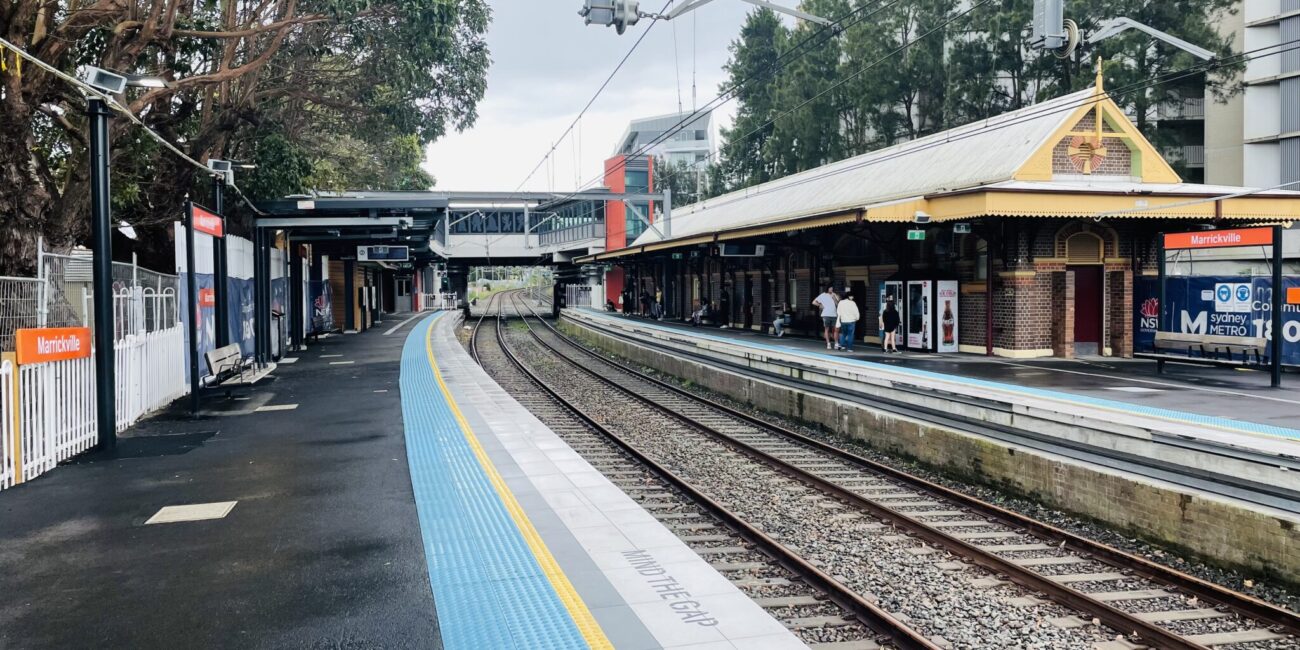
[424,0,751,192]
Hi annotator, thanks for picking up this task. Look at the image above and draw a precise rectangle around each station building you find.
[579,73,1300,359]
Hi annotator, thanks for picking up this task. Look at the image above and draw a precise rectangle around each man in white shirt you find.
[811,285,838,350]
[835,292,861,352]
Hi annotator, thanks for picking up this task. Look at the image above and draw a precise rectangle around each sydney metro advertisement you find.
[1135,276,1300,366]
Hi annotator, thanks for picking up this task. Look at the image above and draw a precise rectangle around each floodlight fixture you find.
[81,67,127,95]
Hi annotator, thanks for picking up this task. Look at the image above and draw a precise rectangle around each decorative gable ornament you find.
[1067,135,1108,174]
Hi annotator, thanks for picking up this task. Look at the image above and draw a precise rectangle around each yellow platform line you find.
[424,320,613,650]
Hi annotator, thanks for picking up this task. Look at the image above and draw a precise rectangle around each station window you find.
[625,170,650,193]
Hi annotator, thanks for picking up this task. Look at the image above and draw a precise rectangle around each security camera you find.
[81,67,127,95]
[914,210,932,225]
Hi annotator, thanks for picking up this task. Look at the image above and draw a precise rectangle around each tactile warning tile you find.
[579,310,1300,442]
[399,313,592,650]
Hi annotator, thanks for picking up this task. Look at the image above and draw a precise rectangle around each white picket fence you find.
[115,327,187,431]
[3,325,187,488]
[1,361,14,490]
[19,354,96,481]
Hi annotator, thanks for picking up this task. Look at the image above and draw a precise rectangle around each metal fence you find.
[565,285,593,309]
[0,277,45,351]
[0,243,181,352]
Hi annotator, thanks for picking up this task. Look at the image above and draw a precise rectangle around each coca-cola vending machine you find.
[902,279,959,353]
[937,280,959,353]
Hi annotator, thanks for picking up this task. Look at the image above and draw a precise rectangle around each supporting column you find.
[343,259,356,332]
[290,242,304,351]
[214,179,230,347]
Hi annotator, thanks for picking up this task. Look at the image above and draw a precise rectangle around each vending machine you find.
[906,281,931,350]
[878,281,904,341]
[902,279,959,353]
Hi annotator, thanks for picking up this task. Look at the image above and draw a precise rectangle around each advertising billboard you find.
[1135,275,1300,365]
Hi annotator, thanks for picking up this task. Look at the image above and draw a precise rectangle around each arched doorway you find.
[1065,231,1105,355]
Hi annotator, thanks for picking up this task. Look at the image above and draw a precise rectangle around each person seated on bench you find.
[772,302,791,338]
[691,297,711,327]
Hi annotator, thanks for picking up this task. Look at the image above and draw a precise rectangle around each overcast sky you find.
[422,1,756,192]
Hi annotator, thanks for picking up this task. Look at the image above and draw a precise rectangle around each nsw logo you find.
[1140,297,1159,319]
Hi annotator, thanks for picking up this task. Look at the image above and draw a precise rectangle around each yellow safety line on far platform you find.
[424,319,612,650]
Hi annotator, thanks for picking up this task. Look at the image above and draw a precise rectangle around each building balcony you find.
[1156,97,1205,121]
[1163,145,1206,168]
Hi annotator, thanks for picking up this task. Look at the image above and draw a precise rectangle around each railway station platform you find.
[0,309,801,649]
[567,308,1300,444]
[402,311,802,649]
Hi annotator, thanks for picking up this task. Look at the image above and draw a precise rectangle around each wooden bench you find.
[1136,332,1267,373]
[203,344,254,388]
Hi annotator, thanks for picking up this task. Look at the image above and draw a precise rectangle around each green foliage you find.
[712,0,1242,194]
[0,0,490,265]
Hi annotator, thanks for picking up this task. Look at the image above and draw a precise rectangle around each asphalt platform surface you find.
[0,318,439,649]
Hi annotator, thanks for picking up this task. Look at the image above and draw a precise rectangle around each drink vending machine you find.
[900,279,959,353]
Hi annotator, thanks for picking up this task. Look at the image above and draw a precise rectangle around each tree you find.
[716,8,789,191]
[0,0,490,273]
[715,0,1241,192]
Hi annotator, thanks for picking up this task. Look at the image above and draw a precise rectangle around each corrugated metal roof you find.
[634,88,1095,247]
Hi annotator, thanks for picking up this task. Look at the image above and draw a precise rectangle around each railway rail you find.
[473,293,909,649]
[474,291,1300,650]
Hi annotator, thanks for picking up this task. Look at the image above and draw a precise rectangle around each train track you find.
[473,294,911,649]
[487,291,1300,650]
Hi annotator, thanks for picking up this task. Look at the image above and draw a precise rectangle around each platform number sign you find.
[1214,282,1251,313]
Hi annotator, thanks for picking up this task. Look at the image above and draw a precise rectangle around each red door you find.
[1070,266,1103,354]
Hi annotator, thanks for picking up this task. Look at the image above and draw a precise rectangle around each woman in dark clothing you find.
[879,297,901,353]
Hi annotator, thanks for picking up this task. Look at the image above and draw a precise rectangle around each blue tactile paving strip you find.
[577,310,1300,443]
[400,312,593,650]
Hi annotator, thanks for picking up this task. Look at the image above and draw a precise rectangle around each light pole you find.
[80,66,172,450]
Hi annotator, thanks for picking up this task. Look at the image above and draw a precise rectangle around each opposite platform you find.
[400,312,804,650]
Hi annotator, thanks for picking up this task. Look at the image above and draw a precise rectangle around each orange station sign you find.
[1164,227,1274,250]
[198,288,216,308]
[15,327,92,365]
[192,205,224,237]
[1289,287,1300,306]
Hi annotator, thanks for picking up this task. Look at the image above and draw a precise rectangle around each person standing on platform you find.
[639,287,651,317]
[880,297,901,353]
[719,285,731,329]
[812,285,839,350]
[836,292,860,352]
[653,287,664,320]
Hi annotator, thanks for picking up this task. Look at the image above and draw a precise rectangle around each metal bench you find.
[1136,331,1267,373]
[203,343,254,388]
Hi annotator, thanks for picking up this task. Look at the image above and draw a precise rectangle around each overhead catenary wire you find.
[0,35,266,216]
[541,0,908,208]
[514,0,673,192]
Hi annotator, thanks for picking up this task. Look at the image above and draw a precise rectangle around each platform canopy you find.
[581,69,1300,262]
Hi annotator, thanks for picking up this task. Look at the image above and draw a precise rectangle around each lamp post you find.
[81,66,172,450]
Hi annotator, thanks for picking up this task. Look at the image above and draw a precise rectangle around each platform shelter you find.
[578,69,1300,359]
